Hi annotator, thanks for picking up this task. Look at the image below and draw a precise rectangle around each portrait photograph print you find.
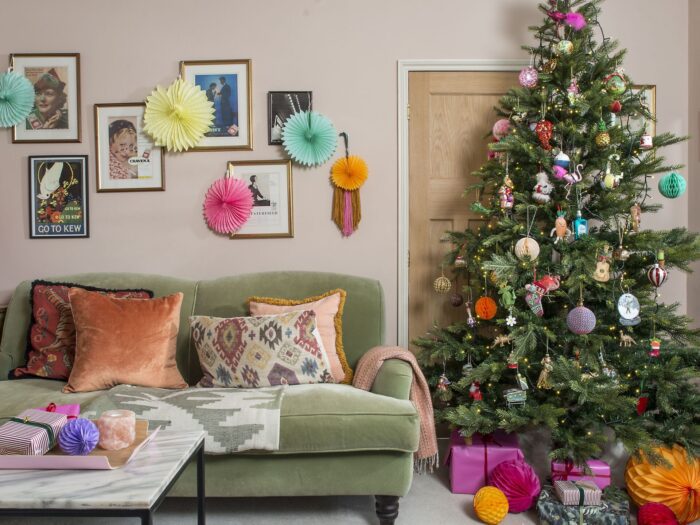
[94,103,165,192]
[180,59,252,150]
[268,91,312,145]
[227,160,293,239]
[11,53,81,143]
[29,155,89,239]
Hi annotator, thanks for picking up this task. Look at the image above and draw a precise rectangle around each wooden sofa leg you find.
[375,495,400,525]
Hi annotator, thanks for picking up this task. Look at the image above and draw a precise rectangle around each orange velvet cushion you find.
[248,289,352,383]
[63,288,188,393]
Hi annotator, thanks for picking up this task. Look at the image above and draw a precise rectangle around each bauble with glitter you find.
[658,172,686,199]
[595,121,611,148]
[473,486,509,525]
[433,274,452,294]
[519,66,539,88]
[515,237,540,261]
[567,304,596,334]
[492,119,511,140]
[556,40,574,56]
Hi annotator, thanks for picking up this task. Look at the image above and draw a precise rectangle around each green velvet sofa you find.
[0,272,418,524]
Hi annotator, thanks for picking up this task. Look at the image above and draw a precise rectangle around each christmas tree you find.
[416,0,700,464]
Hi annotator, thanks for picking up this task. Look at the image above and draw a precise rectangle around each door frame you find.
[397,59,527,347]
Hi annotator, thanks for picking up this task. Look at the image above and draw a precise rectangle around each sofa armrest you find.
[370,358,413,400]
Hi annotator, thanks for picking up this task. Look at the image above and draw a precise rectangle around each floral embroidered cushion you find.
[248,289,352,384]
[11,280,153,381]
[190,310,334,388]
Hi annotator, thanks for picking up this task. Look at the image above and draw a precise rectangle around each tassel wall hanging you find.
[330,132,367,236]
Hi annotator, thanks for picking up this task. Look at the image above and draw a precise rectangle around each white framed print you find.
[227,160,293,239]
[11,53,81,143]
[94,103,165,192]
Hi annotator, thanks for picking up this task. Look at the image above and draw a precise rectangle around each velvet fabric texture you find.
[248,289,352,383]
[63,289,187,393]
[12,280,152,380]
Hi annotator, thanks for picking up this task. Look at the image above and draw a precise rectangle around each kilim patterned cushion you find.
[190,310,334,388]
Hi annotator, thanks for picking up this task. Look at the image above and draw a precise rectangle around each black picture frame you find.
[267,91,312,145]
[28,155,89,239]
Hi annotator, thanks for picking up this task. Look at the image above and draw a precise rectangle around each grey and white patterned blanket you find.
[82,385,285,454]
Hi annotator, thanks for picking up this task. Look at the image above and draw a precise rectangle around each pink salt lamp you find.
[96,410,136,451]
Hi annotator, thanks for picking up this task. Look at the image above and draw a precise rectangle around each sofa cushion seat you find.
[0,381,419,455]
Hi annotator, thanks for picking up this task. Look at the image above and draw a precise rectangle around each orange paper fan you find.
[331,155,368,191]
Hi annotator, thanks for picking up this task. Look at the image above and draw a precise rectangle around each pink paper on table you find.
[445,430,524,494]
[551,459,611,489]
[34,402,80,419]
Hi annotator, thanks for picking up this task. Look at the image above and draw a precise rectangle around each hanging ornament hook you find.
[339,132,350,159]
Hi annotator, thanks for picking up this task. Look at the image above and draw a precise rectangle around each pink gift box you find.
[33,402,80,419]
[0,409,67,455]
[551,459,611,489]
[446,430,524,494]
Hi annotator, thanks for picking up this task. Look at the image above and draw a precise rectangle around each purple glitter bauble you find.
[58,418,100,456]
[567,305,596,335]
[519,66,539,88]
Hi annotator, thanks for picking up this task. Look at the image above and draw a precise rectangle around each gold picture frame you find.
[94,103,165,192]
[11,53,81,143]
[630,85,656,137]
[180,59,253,151]
[227,160,294,239]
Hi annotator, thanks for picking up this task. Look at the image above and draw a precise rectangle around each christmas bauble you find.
[638,502,679,525]
[658,172,687,199]
[450,293,464,307]
[553,151,570,169]
[514,237,540,261]
[625,446,700,524]
[518,66,539,88]
[473,486,509,525]
[556,40,574,56]
[58,418,100,456]
[618,293,640,320]
[610,100,622,113]
[540,58,558,73]
[475,296,497,320]
[492,118,511,140]
[490,459,541,513]
[433,275,452,294]
[647,263,668,287]
[605,72,627,96]
[567,305,596,334]
[454,255,467,268]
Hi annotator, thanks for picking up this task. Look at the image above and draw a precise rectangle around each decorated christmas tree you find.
[416,0,700,464]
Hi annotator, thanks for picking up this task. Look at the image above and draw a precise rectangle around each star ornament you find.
[506,314,517,327]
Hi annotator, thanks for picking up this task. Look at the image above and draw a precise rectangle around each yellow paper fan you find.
[331,155,368,191]
[144,78,214,152]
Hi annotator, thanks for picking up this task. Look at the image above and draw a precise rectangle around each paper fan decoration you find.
[203,176,253,235]
[282,110,337,166]
[330,133,368,236]
[0,70,34,128]
[144,78,214,152]
[490,458,541,513]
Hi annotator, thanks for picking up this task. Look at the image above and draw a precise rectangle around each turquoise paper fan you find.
[0,71,34,128]
[282,110,337,166]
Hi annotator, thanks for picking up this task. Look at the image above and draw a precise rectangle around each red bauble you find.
[535,119,554,150]
[637,395,649,415]
[610,100,622,113]
[638,502,679,525]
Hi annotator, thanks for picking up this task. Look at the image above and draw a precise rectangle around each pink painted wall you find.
[0,0,692,341]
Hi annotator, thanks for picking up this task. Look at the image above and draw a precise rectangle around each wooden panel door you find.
[408,71,518,349]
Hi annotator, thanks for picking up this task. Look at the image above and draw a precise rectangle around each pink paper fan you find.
[203,177,253,234]
[490,458,541,513]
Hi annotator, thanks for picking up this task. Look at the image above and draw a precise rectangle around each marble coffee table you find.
[0,430,205,525]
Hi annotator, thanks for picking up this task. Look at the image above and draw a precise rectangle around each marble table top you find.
[0,430,204,510]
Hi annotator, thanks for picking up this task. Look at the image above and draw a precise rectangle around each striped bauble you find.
[647,264,668,288]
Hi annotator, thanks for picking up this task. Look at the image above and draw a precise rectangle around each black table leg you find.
[141,510,153,525]
[197,442,206,525]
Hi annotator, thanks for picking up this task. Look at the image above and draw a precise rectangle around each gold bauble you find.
[596,131,611,148]
[540,59,558,74]
[433,275,452,294]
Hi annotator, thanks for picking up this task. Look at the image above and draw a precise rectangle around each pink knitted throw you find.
[353,346,439,473]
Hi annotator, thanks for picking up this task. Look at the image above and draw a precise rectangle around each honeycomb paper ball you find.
[625,445,700,524]
[515,237,540,261]
[475,296,498,320]
[638,502,679,525]
[58,418,100,456]
[658,172,687,199]
[567,305,596,334]
[473,486,509,525]
[490,459,541,513]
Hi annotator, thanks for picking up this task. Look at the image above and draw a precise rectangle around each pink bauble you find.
[203,177,254,234]
[567,305,596,334]
[552,165,567,180]
[490,459,541,513]
[492,118,511,140]
[638,502,679,525]
[519,66,539,88]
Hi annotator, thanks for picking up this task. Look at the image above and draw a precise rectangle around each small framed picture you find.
[11,53,81,143]
[94,103,165,192]
[630,85,656,136]
[29,155,89,239]
[268,91,312,145]
[180,59,252,151]
[227,160,293,239]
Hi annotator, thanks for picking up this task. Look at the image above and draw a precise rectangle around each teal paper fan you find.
[0,71,34,128]
[282,110,337,166]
